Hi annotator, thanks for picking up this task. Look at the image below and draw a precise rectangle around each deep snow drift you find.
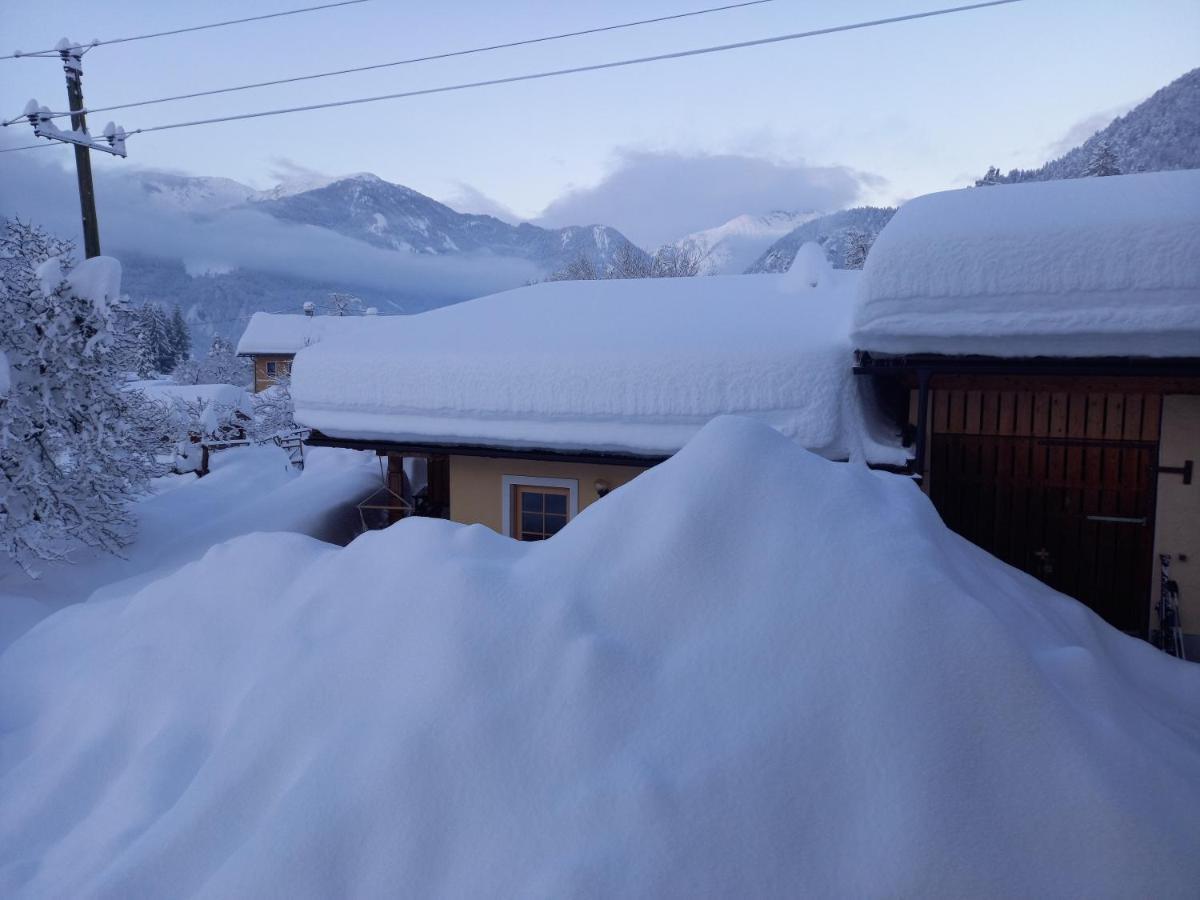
[2,418,1198,897]
[0,446,377,653]
[854,170,1200,357]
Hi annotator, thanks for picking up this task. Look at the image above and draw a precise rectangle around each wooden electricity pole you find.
[59,42,101,258]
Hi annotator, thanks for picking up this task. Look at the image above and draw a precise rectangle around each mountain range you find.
[746,65,1200,275]
[974,66,1200,184]
[105,65,1200,350]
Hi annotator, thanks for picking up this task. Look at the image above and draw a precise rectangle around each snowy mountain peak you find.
[676,210,820,275]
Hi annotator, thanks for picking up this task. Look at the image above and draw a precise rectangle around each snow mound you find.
[291,274,904,464]
[854,170,1200,357]
[781,240,832,290]
[1,417,1197,897]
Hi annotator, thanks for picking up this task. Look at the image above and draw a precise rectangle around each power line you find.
[18,0,787,123]
[1,0,371,61]
[126,0,1026,139]
[0,140,60,153]
[0,0,1026,153]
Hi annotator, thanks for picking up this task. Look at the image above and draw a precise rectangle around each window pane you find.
[521,512,544,535]
[545,493,567,515]
[521,532,544,542]
[545,514,567,534]
[521,491,542,513]
[266,362,276,375]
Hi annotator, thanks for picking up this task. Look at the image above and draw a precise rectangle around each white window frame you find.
[501,475,579,538]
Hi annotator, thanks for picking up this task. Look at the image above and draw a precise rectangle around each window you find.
[513,486,569,541]
[501,475,578,540]
[266,361,277,377]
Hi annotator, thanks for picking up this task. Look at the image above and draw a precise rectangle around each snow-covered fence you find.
[197,427,310,477]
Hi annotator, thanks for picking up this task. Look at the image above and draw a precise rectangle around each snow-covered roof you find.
[291,262,906,464]
[854,170,1200,358]
[235,313,383,356]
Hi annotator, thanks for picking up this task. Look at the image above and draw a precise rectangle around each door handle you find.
[1086,515,1147,525]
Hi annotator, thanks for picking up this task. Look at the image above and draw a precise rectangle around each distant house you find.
[291,259,906,537]
[853,170,1200,648]
[236,307,380,392]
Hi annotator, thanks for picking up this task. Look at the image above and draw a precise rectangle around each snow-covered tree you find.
[650,243,705,278]
[609,241,651,279]
[975,165,1005,186]
[547,253,598,282]
[250,378,296,440]
[328,292,363,316]
[168,304,191,367]
[842,228,873,270]
[0,219,159,576]
[172,335,252,388]
[132,303,175,376]
[1085,140,1122,177]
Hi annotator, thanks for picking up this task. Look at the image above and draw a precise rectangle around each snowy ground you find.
[1,418,1197,897]
[0,446,378,653]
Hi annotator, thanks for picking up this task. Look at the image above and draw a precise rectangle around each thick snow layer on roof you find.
[291,273,905,464]
[854,170,1200,357]
[236,312,384,356]
[2,418,1197,897]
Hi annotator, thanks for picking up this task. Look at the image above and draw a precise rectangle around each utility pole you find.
[59,40,101,258]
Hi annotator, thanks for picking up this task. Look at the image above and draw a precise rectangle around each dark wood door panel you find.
[928,388,1161,635]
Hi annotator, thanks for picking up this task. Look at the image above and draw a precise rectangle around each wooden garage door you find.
[928,386,1160,635]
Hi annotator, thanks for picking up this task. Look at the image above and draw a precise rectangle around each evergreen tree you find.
[168,304,191,368]
[975,165,1005,186]
[1084,140,1121,177]
[842,228,873,270]
[134,303,174,376]
[0,219,158,576]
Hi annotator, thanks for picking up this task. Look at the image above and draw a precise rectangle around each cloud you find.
[0,148,538,302]
[441,183,522,223]
[537,150,881,247]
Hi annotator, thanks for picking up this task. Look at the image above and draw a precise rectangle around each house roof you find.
[235,313,384,356]
[853,169,1200,358]
[290,263,907,465]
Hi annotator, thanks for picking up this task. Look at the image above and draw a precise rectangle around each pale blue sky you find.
[2,0,1197,238]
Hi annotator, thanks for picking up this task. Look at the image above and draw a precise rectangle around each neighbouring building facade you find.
[236,308,381,392]
[853,169,1200,650]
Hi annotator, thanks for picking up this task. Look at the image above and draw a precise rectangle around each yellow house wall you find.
[1154,394,1200,637]
[252,355,294,393]
[448,455,648,534]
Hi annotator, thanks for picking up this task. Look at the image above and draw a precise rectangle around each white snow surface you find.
[1,417,1197,897]
[0,349,9,398]
[0,446,377,654]
[854,170,1200,357]
[236,312,386,356]
[291,272,905,464]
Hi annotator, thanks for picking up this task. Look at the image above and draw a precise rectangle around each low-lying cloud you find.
[0,149,538,302]
[538,150,882,247]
